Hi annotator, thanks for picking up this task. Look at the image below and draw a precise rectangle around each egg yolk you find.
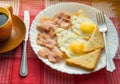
[80,22,95,33]
[69,41,84,55]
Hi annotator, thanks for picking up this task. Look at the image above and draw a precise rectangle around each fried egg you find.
[55,28,87,58]
[71,15,96,40]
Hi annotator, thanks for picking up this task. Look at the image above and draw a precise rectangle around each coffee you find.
[0,12,8,26]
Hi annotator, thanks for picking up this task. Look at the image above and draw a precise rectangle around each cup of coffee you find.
[0,5,12,42]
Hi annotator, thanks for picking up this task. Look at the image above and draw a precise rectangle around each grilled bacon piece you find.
[53,11,71,29]
[38,46,64,63]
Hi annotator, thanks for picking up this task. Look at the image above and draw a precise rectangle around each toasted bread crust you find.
[65,49,101,71]
[84,27,104,52]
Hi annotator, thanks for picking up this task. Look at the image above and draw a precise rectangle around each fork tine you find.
[97,12,102,24]
[99,12,102,24]
[96,11,106,25]
[101,12,106,23]
[99,12,103,24]
[96,12,99,24]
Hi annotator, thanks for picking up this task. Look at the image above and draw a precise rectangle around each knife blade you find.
[20,10,30,77]
[24,10,30,41]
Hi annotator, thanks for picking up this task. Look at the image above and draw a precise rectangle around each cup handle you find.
[5,5,13,15]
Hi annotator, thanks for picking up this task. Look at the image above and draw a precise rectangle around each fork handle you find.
[103,32,115,72]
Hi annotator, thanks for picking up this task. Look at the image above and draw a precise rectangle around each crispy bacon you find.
[36,12,70,63]
[37,32,56,49]
[52,46,63,58]
[38,46,63,63]
[36,20,58,32]
[36,19,57,49]
[53,11,71,29]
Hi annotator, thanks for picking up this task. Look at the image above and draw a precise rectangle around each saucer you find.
[0,15,26,53]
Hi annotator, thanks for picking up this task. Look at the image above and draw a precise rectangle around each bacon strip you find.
[38,46,63,63]
[53,11,71,29]
[36,11,71,63]
[37,32,56,49]
[36,20,58,32]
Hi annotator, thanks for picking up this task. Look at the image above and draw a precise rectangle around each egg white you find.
[71,16,96,39]
[55,28,87,58]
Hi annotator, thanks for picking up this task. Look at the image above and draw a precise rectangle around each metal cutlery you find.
[96,12,115,72]
[20,10,30,77]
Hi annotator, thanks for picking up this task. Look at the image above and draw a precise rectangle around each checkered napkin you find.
[0,0,120,84]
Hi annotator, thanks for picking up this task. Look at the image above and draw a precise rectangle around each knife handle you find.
[20,41,28,77]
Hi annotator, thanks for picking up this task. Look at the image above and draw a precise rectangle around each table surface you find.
[0,0,120,84]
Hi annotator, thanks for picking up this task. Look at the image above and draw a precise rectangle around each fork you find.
[96,12,115,72]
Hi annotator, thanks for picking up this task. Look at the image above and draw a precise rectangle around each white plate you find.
[29,3,119,74]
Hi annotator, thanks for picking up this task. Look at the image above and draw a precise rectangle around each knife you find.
[20,10,30,77]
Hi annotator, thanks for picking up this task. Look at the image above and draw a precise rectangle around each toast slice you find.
[66,49,101,71]
[84,27,104,52]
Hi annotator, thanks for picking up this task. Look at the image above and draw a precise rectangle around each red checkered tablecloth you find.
[0,0,120,84]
